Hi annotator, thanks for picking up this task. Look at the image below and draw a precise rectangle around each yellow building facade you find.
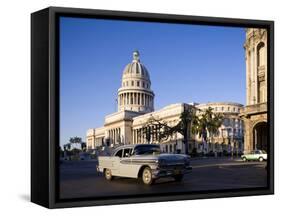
[241,28,268,151]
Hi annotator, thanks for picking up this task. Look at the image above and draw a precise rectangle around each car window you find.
[255,150,261,154]
[123,148,132,158]
[115,149,123,158]
[133,145,161,155]
[250,151,255,154]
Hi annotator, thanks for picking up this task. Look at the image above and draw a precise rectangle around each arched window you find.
[257,42,265,67]
[257,42,266,103]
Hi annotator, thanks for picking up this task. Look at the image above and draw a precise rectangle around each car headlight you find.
[157,159,166,167]
[184,157,190,166]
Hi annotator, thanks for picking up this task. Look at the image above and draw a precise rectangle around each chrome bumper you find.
[152,166,192,179]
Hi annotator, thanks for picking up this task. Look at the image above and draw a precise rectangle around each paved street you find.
[59,158,267,199]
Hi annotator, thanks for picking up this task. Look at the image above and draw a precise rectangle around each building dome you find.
[117,51,154,113]
[122,51,150,80]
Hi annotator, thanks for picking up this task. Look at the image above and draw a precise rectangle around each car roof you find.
[112,144,159,154]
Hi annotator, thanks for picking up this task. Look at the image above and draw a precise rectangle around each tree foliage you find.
[191,107,223,142]
[141,106,223,154]
[142,106,195,154]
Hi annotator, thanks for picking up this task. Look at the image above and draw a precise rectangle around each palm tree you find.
[69,136,82,149]
[191,107,223,154]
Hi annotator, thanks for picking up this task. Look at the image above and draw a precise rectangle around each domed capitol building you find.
[86,50,245,154]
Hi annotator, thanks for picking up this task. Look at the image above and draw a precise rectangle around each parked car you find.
[241,150,267,162]
[97,144,192,185]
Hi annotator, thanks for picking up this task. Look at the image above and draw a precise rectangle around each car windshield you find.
[262,150,267,154]
[134,145,161,155]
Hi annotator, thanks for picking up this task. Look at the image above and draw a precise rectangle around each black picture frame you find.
[31,6,274,208]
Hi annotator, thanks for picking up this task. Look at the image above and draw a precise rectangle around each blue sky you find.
[60,17,246,146]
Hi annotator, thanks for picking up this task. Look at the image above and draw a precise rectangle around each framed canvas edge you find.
[32,6,274,209]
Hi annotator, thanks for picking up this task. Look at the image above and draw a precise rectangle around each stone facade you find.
[118,51,154,113]
[241,28,268,151]
[86,51,246,154]
[195,102,244,154]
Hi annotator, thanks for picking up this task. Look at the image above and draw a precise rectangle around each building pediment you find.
[104,110,142,126]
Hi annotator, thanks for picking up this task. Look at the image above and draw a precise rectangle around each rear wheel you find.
[104,168,113,180]
[174,174,184,182]
[142,167,154,185]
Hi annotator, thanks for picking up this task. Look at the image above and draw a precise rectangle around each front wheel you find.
[242,157,247,162]
[142,167,154,185]
[104,168,113,181]
[259,157,264,162]
[174,174,184,182]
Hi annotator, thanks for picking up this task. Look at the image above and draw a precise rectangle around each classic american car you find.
[97,144,192,185]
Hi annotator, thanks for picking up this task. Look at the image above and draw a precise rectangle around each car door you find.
[248,151,255,160]
[111,149,123,176]
[119,148,138,178]
[253,150,261,160]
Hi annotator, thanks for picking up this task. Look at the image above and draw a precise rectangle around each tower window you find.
[126,81,128,86]
[137,81,140,87]
[131,81,134,86]
[142,82,145,87]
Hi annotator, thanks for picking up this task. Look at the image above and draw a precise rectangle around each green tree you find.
[191,107,223,153]
[142,106,195,154]
[69,136,82,148]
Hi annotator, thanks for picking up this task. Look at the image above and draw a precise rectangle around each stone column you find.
[145,94,147,106]
[254,46,258,104]
[246,50,250,105]
[250,48,254,104]
[124,93,126,105]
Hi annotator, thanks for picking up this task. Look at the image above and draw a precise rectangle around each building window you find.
[221,107,224,111]
[142,82,145,87]
[126,81,128,86]
[137,81,140,87]
[131,81,134,86]
[233,107,236,112]
[228,107,230,111]
[257,42,265,67]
